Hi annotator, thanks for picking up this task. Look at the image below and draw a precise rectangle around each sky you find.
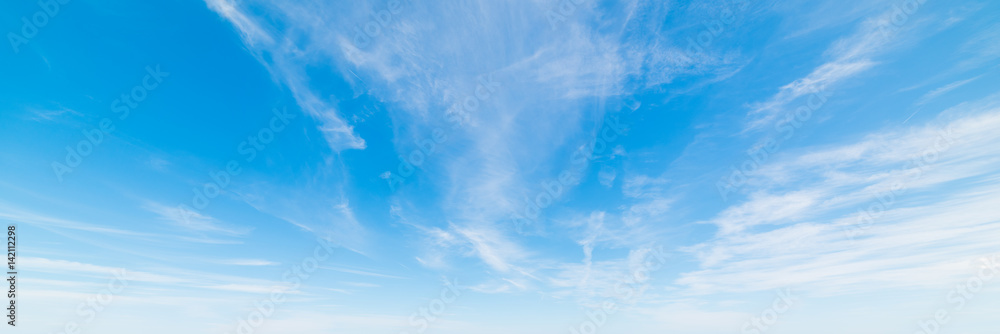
[2,0,1000,333]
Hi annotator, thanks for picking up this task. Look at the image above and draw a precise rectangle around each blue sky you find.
[2,0,1000,333]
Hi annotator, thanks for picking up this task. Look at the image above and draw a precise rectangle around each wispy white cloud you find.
[214,259,279,266]
[27,105,80,121]
[598,166,617,188]
[204,0,365,152]
[451,223,529,273]
[196,3,1000,330]
[746,4,934,130]
[914,74,983,106]
[0,202,150,237]
[205,0,273,47]
[234,166,370,253]
[681,95,1000,296]
[955,22,1000,70]
[23,257,295,293]
[144,202,252,237]
[201,0,748,284]
[320,266,408,280]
